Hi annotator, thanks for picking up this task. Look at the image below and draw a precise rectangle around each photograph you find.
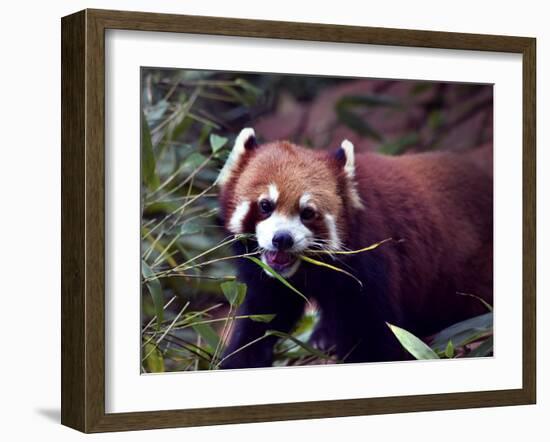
[54,4,537,435]
[140,68,494,372]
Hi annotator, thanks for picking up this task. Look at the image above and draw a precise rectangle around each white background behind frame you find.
[105,29,522,413]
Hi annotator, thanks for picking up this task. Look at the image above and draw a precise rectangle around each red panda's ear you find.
[333,139,364,210]
[216,128,257,187]
[333,139,356,179]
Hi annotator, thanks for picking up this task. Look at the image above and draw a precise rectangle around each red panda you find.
[217,128,493,368]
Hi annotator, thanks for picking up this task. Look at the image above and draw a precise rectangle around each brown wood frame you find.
[61,8,536,433]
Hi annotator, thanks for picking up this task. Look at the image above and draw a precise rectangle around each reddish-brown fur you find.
[221,141,348,238]
[352,151,493,333]
[222,143,493,327]
[219,139,493,366]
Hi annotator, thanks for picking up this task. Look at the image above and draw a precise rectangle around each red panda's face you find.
[217,128,362,278]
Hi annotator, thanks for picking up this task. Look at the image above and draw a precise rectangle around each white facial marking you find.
[216,127,255,186]
[324,213,342,250]
[268,184,279,203]
[256,212,312,252]
[228,200,250,233]
[299,193,313,209]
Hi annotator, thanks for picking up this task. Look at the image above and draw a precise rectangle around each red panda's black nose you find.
[272,231,294,251]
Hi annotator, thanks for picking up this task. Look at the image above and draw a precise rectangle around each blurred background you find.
[140,68,494,373]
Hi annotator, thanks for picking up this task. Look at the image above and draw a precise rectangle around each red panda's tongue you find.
[265,250,293,266]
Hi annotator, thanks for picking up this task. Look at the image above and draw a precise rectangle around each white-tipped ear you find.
[216,128,257,186]
[338,139,364,210]
[340,139,356,179]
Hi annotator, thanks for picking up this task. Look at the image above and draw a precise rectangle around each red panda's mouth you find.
[264,250,297,272]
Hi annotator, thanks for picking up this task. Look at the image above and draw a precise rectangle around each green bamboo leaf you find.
[445,340,454,358]
[292,311,318,337]
[192,321,220,351]
[144,99,169,123]
[387,323,440,360]
[246,256,310,305]
[300,255,363,287]
[457,292,493,312]
[276,311,319,354]
[141,260,163,329]
[171,115,193,141]
[143,343,165,373]
[183,152,208,170]
[430,313,493,353]
[235,78,262,95]
[209,133,229,153]
[249,314,276,323]
[219,85,247,103]
[266,330,332,360]
[312,238,393,255]
[180,220,203,235]
[220,281,247,307]
[141,112,160,190]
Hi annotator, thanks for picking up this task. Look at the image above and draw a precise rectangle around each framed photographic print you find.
[61,9,536,433]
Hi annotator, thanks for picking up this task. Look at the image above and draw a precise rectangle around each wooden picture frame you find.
[61,8,536,433]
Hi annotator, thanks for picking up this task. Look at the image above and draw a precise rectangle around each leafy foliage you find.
[387,323,440,360]
[139,70,336,372]
[388,309,493,360]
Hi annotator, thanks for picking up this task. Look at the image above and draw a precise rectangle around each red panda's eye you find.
[300,207,316,221]
[259,199,274,215]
